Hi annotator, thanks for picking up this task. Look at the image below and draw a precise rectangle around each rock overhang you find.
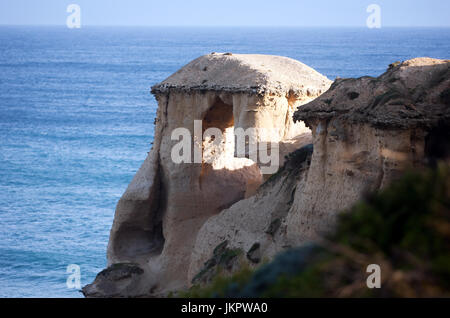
[294,57,450,130]
[151,53,332,97]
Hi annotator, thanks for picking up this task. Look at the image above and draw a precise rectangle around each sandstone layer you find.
[84,56,449,297]
[82,53,331,297]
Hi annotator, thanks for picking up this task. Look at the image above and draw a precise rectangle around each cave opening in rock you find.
[203,97,234,133]
[112,171,166,262]
[201,96,235,165]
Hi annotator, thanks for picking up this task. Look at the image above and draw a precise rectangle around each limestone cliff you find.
[83,56,449,297]
[82,53,331,297]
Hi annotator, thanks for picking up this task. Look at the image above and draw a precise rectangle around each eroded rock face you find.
[188,144,314,284]
[189,57,450,284]
[285,122,427,245]
[83,53,331,297]
[86,56,449,297]
[286,57,450,243]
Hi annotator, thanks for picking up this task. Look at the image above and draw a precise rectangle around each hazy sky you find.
[0,0,449,27]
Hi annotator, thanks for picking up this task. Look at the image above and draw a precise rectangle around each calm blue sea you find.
[0,26,449,297]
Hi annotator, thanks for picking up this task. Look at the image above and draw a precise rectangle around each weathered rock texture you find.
[84,56,449,297]
[188,57,450,285]
[287,57,450,244]
[83,53,331,297]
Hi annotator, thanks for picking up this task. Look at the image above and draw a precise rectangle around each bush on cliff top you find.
[183,163,450,298]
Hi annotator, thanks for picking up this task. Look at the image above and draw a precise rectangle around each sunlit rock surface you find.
[83,53,331,297]
[189,57,450,286]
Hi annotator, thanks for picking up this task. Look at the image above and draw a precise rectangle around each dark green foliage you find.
[184,164,450,298]
[262,144,313,187]
[235,244,321,297]
[181,266,254,298]
[332,164,450,292]
[191,240,243,285]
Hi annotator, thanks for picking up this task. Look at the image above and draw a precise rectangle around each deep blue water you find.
[0,26,449,297]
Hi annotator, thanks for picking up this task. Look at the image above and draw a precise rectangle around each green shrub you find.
[184,164,450,298]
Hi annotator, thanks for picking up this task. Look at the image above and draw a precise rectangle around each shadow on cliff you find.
[182,163,450,298]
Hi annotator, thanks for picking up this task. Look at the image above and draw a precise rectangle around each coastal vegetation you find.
[183,164,450,297]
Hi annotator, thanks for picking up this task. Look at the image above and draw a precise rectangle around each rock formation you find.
[83,56,449,297]
[287,57,450,244]
[188,57,450,285]
[82,53,331,297]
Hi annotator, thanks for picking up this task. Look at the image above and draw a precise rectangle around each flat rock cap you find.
[294,57,450,129]
[151,53,331,96]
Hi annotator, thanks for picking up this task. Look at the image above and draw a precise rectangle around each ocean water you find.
[0,26,449,298]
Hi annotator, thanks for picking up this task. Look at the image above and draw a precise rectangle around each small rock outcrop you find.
[83,53,331,297]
